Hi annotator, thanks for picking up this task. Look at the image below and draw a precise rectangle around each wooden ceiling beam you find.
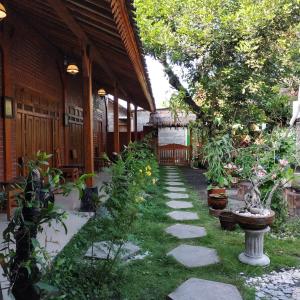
[66,0,117,29]
[47,0,131,100]
[111,0,154,111]
[74,15,121,39]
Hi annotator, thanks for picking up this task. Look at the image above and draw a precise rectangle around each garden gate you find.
[158,143,191,166]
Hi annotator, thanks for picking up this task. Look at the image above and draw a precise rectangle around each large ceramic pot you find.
[233,210,275,230]
[207,193,228,210]
[219,211,236,231]
[208,187,226,195]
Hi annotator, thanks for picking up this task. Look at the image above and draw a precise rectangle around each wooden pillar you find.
[126,100,131,145]
[58,66,69,165]
[82,47,94,187]
[134,105,138,141]
[189,128,193,163]
[1,34,14,181]
[113,84,120,153]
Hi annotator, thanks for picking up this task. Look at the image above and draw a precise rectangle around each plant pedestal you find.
[239,227,270,266]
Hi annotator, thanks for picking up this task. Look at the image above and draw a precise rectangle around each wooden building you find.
[0,0,155,186]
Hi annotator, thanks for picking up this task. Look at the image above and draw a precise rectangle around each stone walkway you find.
[163,166,243,300]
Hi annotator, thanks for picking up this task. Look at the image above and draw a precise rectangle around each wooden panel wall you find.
[0,49,3,181]
[0,14,64,179]
[0,12,109,180]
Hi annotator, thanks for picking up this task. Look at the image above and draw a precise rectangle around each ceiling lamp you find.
[0,3,7,20]
[98,88,106,98]
[66,63,79,75]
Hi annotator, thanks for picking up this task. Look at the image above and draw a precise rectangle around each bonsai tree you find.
[234,128,296,218]
[202,134,234,190]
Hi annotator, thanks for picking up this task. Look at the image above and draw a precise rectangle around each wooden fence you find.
[158,143,191,166]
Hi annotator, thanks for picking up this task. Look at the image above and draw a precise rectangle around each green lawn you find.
[45,167,300,300]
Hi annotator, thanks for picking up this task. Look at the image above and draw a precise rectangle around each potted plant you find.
[202,135,233,212]
[233,144,294,266]
[0,152,88,300]
[219,211,236,231]
[207,193,228,210]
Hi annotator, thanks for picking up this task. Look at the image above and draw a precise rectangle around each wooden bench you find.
[55,148,79,181]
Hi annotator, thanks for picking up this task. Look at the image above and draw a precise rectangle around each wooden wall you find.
[0,12,107,181]
[0,48,3,181]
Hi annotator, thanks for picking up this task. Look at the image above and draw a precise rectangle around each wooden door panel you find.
[25,115,34,161]
[68,123,83,164]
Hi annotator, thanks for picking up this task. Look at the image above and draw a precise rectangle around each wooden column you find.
[1,33,14,181]
[113,84,120,153]
[189,128,193,163]
[82,47,94,187]
[58,66,69,165]
[134,105,138,141]
[127,100,131,145]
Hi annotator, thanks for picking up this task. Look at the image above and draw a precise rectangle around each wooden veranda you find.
[0,0,155,187]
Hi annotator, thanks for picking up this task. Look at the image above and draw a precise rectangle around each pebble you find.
[245,268,300,300]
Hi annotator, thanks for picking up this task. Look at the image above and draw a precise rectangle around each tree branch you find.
[159,57,204,118]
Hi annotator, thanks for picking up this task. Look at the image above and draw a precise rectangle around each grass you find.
[45,167,300,300]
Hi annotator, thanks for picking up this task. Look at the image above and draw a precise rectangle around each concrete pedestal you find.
[239,227,270,266]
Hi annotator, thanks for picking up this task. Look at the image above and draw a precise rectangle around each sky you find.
[145,56,173,108]
[118,56,174,109]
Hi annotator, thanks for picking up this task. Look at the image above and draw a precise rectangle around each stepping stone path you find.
[168,244,219,268]
[85,241,140,260]
[166,186,187,192]
[167,211,199,221]
[163,167,242,299]
[165,192,189,199]
[166,200,193,209]
[165,224,206,239]
[167,278,243,300]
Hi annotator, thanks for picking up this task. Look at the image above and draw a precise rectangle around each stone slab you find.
[166,186,187,192]
[166,181,185,186]
[167,278,243,300]
[166,178,182,182]
[166,177,181,181]
[167,172,180,176]
[167,244,219,268]
[166,179,182,183]
[165,224,206,239]
[165,192,189,199]
[167,211,199,221]
[166,200,193,209]
[85,241,140,260]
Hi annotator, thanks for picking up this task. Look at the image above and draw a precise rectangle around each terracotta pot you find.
[207,194,228,210]
[219,211,236,231]
[208,187,226,195]
[233,210,275,230]
[209,207,223,217]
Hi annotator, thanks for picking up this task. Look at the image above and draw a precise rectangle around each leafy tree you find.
[134,0,300,133]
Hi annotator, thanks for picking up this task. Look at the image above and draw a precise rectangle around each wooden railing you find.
[158,143,191,166]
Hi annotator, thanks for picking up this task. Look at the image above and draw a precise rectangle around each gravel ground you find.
[244,268,300,300]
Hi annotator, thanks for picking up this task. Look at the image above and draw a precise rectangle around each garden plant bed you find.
[44,167,300,300]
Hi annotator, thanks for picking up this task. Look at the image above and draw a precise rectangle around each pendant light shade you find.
[0,3,7,20]
[98,88,106,97]
[66,63,79,75]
